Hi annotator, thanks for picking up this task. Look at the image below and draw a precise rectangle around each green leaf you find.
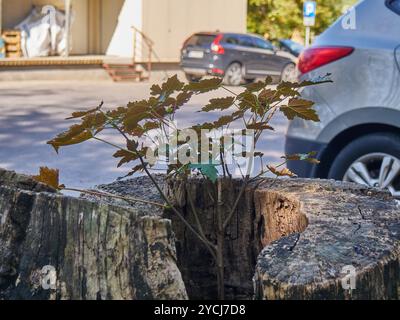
[280,98,320,122]
[189,163,218,183]
[202,97,235,112]
[185,78,223,93]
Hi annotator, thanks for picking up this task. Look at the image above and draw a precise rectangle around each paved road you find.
[0,80,288,190]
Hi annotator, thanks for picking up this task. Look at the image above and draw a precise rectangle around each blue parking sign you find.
[304,1,316,18]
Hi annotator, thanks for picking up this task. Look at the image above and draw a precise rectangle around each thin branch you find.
[64,187,165,208]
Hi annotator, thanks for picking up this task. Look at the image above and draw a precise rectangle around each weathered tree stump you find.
[165,177,399,300]
[0,169,187,300]
[253,179,400,300]
[3,167,398,300]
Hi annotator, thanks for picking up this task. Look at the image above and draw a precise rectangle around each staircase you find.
[103,63,149,82]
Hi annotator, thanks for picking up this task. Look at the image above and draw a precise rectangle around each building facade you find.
[0,0,247,62]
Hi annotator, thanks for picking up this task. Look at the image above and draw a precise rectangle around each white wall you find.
[142,0,247,62]
[106,0,142,58]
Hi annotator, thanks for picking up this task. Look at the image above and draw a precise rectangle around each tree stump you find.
[253,179,400,300]
[165,177,400,300]
[0,169,187,300]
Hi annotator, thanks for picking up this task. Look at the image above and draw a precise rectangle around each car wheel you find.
[185,74,202,83]
[224,63,243,86]
[280,63,297,82]
[328,133,400,199]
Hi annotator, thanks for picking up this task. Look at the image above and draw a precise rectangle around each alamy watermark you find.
[341,5,357,30]
[341,265,357,292]
[142,120,257,177]
[41,265,57,290]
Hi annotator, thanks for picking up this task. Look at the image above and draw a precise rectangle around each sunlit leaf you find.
[33,167,63,190]
[280,98,319,122]
[267,165,297,177]
[47,125,93,152]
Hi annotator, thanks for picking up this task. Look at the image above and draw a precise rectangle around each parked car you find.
[180,32,297,85]
[285,0,400,199]
[278,39,304,57]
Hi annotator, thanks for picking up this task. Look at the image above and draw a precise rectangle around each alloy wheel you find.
[343,153,400,199]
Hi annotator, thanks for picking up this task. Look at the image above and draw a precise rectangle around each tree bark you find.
[0,169,187,300]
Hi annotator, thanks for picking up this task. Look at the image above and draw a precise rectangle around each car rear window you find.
[223,35,240,45]
[387,0,400,14]
[185,34,216,47]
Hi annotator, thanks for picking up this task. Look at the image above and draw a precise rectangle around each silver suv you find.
[285,0,400,198]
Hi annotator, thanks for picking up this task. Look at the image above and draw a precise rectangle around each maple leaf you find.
[33,167,64,190]
[280,98,320,122]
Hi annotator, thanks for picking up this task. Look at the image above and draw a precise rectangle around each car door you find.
[251,37,279,77]
[237,35,259,77]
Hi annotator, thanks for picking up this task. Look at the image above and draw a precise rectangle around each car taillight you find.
[298,46,354,74]
[211,34,225,54]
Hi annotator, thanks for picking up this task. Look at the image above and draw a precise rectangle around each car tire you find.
[328,133,400,197]
[280,63,297,82]
[224,62,243,86]
[185,74,202,83]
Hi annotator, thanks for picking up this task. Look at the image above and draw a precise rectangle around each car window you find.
[253,37,274,50]
[223,35,239,45]
[186,34,216,47]
[387,0,400,14]
[238,36,255,48]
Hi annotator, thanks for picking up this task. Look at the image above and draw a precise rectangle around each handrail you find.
[131,26,169,80]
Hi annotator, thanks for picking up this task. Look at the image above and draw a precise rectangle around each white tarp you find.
[14,6,70,57]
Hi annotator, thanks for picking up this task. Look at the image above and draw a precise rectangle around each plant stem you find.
[64,187,165,208]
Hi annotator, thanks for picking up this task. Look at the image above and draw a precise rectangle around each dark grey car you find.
[180,32,297,85]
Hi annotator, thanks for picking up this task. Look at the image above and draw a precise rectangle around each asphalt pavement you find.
[0,79,288,190]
